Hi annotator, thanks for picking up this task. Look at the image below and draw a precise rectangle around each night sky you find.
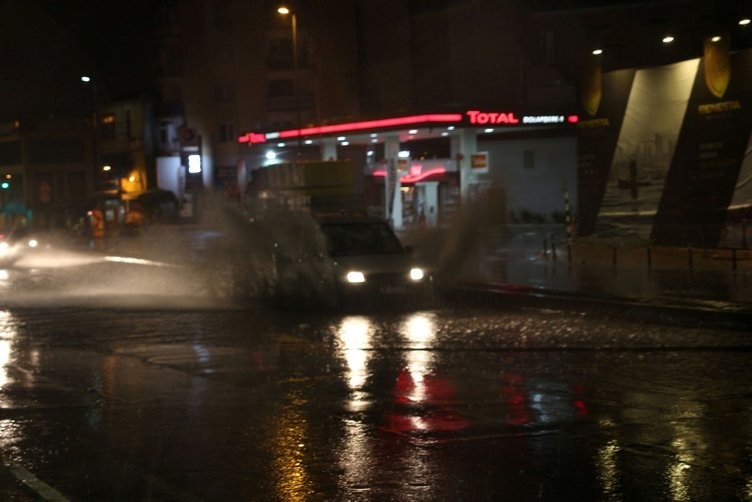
[34,0,158,97]
[0,0,157,118]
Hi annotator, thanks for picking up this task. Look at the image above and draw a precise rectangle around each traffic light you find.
[0,179,7,211]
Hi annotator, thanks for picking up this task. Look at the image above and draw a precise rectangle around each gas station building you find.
[237,108,579,229]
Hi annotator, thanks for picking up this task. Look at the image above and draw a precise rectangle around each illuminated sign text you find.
[698,100,741,115]
[466,110,519,124]
[466,110,578,126]
[577,118,610,129]
[523,115,566,124]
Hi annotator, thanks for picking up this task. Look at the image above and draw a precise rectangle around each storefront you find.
[366,159,460,228]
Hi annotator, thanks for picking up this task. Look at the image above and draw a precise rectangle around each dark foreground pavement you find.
[1,222,752,500]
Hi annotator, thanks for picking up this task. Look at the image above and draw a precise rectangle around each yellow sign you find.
[471,152,489,169]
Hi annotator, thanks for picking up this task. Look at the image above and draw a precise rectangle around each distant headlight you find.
[27,239,39,248]
[0,242,8,256]
[345,270,366,284]
[409,267,425,281]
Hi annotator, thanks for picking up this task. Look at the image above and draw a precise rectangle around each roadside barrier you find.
[543,238,751,274]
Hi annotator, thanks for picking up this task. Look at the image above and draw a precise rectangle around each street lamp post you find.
[277,5,302,156]
[80,76,100,187]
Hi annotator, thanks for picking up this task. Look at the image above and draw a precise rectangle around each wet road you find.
[1,293,752,500]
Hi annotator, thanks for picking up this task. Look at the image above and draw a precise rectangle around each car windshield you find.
[320,221,404,256]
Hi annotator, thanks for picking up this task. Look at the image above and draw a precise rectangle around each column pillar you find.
[450,128,478,202]
[417,181,439,227]
[384,135,401,227]
[321,138,337,161]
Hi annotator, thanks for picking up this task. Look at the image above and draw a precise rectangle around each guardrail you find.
[542,234,752,274]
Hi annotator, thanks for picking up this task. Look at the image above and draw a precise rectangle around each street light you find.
[81,75,97,105]
[277,5,301,155]
[81,75,100,186]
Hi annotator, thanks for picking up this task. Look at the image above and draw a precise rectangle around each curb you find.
[441,281,752,330]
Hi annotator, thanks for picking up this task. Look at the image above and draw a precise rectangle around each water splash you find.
[0,193,502,310]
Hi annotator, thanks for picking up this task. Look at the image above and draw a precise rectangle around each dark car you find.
[0,227,41,268]
[317,214,434,308]
[243,210,434,310]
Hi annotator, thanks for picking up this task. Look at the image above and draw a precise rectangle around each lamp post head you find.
[81,76,92,83]
[277,6,291,15]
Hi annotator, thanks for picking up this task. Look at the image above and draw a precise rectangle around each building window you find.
[159,127,169,145]
[29,138,85,164]
[126,111,133,140]
[214,82,236,103]
[266,37,308,70]
[536,30,555,65]
[267,39,294,70]
[523,149,535,169]
[156,0,178,28]
[218,122,236,143]
[100,114,116,141]
[268,79,294,98]
[0,140,22,165]
[213,1,231,30]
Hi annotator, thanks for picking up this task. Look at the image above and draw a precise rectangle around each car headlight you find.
[345,270,366,283]
[409,267,425,281]
[27,239,39,248]
[0,242,8,256]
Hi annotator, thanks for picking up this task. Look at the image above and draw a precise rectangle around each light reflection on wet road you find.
[1,302,751,501]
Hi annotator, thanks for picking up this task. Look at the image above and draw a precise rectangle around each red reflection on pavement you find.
[501,373,531,426]
[572,384,589,417]
[394,370,457,405]
[383,409,469,434]
[384,370,470,434]
[572,399,589,417]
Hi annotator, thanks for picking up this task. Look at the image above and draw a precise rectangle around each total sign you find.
[466,110,578,125]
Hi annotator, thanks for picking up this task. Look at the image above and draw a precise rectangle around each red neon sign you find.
[238,114,463,144]
[372,167,446,183]
[237,132,266,144]
[466,110,519,125]
[237,110,578,144]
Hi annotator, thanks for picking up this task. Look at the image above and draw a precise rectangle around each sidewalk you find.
[408,224,752,314]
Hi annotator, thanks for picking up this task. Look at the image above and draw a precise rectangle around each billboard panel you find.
[576,64,635,235]
[652,48,752,246]
[596,59,698,240]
